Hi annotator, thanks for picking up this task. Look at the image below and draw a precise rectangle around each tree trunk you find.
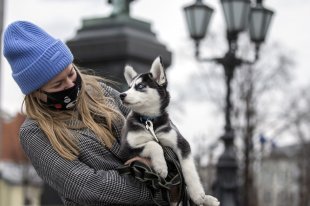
[242,82,258,206]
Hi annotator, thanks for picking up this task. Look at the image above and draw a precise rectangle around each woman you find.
[3,21,172,205]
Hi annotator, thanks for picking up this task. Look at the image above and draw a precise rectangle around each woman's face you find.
[41,64,77,92]
[36,64,77,102]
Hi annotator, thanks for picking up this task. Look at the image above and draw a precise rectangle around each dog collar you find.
[139,115,159,124]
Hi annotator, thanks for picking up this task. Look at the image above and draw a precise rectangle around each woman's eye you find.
[53,83,62,88]
[69,72,74,77]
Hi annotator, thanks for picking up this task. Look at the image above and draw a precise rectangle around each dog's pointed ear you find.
[150,56,166,86]
[124,65,138,85]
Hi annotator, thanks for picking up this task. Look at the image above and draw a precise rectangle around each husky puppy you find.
[119,57,219,206]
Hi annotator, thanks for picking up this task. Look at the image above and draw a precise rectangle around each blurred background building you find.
[257,143,310,206]
[0,112,42,206]
[256,144,300,206]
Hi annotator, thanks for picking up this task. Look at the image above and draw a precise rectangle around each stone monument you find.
[67,0,172,91]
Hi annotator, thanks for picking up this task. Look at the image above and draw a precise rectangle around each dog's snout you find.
[119,93,127,101]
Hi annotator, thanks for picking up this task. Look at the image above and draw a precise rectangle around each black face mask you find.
[42,72,82,110]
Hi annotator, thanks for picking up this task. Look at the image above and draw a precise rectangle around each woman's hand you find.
[125,156,151,167]
[169,185,181,203]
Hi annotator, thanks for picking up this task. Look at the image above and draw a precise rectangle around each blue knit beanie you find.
[3,21,73,95]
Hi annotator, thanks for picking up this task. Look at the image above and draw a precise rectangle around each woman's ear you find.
[34,90,47,102]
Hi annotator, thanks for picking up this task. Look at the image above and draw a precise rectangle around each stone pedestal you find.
[67,16,172,91]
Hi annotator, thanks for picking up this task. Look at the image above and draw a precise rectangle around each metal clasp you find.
[145,120,159,142]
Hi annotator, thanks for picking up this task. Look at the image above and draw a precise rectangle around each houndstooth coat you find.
[19,83,168,206]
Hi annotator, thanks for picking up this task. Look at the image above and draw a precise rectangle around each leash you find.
[164,147,190,206]
[117,147,191,205]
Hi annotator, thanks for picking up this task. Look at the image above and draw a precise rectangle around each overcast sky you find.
[1,0,310,150]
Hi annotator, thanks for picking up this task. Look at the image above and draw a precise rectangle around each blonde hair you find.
[23,67,123,160]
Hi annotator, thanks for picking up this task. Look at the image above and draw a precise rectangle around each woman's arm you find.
[20,120,166,205]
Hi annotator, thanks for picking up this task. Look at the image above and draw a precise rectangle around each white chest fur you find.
[127,127,178,149]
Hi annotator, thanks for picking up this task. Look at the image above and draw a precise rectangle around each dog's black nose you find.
[119,93,127,101]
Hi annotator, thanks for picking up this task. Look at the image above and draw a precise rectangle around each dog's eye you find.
[136,83,145,90]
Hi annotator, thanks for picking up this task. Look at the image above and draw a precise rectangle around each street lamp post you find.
[184,0,274,206]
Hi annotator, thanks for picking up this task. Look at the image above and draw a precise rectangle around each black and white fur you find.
[119,57,219,206]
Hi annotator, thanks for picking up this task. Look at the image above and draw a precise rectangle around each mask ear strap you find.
[33,89,48,103]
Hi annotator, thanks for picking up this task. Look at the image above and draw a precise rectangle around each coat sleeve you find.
[19,121,166,206]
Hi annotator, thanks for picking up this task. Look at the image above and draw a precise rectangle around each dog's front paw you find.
[203,195,220,206]
[154,165,168,178]
[192,194,220,206]
[191,193,205,205]
[152,161,168,178]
